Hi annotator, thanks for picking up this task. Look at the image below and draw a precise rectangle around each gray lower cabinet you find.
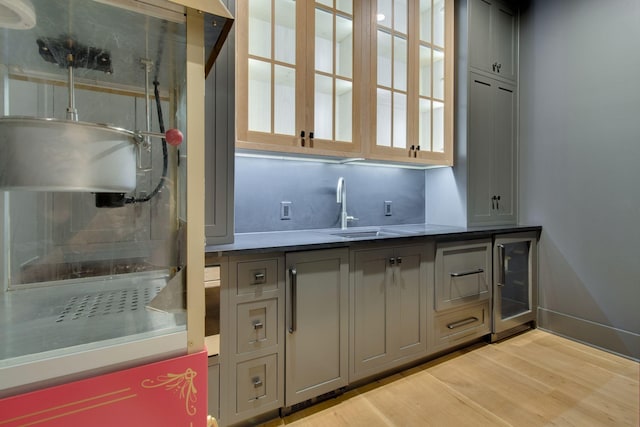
[350,243,431,382]
[220,253,285,426]
[284,248,349,407]
[430,239,492,353]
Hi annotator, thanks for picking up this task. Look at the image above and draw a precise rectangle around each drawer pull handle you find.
[253,320,264,330]
[289,268,297,333]
[447,317,479,330]
[497,244,506,286]
[450,268,484,277]
[252,377,263,388]
[253,272,266,284]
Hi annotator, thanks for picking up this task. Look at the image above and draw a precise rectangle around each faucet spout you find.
[337,177,349,230]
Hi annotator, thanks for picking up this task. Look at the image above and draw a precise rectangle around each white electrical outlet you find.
[384,201,392,216]
[280,201,292,220]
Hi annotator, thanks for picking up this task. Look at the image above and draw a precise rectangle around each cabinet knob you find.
[389,257,396,265]
[252,376,263,388]
[252,320,264,330]
[397,257,403,265]
[253,272,266,283]
[300,130,305,147]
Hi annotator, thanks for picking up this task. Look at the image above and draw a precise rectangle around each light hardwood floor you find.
[261,330,639,426]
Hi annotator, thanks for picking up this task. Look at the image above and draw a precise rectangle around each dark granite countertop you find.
[205,224,542,256]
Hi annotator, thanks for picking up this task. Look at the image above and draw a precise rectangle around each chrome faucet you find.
[336,177,357,230]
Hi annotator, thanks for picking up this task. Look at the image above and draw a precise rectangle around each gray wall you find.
[519,0,640,359]
[234,156,425,233]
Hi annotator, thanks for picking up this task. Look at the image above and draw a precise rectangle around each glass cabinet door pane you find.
[377,88,392,147]
[315,8,334,75]
[377,30,392,87]
[432,100,444,152]
[394,0,408,34]
[249,0,272,59]
[275,0,296,64]
[420,0,432,43]
[336,78,353,142]
[377,0,393,28]
[315,73,333,140]
[419,45,432,97]
[336,15,353,78]
[419,98,431,150]
[337,0,353,14]
[502,242,531,320]
[433,0,446,47]
[274,65,296,135]
[317,0,332,7]
[433,48,445,99]
[393,92,407,148]
[248,59,272,133]
[393,36,407,91]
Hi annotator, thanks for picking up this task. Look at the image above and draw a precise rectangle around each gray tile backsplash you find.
[235,156,425,233]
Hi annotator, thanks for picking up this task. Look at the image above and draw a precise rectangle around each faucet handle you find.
[346,215,359,223]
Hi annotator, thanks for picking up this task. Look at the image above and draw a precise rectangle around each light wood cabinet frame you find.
[236,0,454,166]
[236,0,363,157]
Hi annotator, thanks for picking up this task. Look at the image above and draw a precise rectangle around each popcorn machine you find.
[0,0,232,425]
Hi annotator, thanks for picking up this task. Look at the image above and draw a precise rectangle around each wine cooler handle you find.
[497,244,505,287]
[288,268,297,333]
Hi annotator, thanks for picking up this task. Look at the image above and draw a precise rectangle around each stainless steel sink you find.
[328,229,405,239]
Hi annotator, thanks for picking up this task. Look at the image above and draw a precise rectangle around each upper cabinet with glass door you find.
[367,0,454,165]
[236,0,361,156]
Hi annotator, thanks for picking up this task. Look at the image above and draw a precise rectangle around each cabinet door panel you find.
[493,4,517,81]
[285,249,349,406]
[493,83,517,222]
[395,250,424,356]
[352,249,392,375]
[468,76,495,223]
[468,0,492,74]
[351,244,427,381]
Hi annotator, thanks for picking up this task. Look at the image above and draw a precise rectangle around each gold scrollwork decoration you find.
[141,368,198,416]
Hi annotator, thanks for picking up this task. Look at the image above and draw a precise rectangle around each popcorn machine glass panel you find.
[0,0,191,394]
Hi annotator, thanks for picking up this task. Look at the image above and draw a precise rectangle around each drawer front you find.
[435,239,491,311]
[236,259,279,296]
[236,354,279,414]
[236,299,278,354]
[204,266,220,282]
[435,303,490,343]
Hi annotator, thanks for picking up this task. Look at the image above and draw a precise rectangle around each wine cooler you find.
[491,232,538,342]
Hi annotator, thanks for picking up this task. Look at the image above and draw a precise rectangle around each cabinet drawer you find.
[435,303,490,343]
[236,299,278,354]
[236,354,279,414]
[435,239,491,311]
[236,259,279,296]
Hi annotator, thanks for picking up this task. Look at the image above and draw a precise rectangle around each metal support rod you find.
[66,58,78,121]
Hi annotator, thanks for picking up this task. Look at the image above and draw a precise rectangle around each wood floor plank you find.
[471,344,638,425]
[361,370,509,426]
[259,331,639,427]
